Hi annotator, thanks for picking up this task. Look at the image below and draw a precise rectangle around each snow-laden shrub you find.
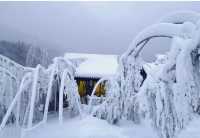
[62,70,82,117]
[54,57,82,117]
[134,22,200,138]
[93,59,143,124]
[0,55,32,126]
[0,55,82,128]
[93,79,121,124]
[137,33,200,138]
[94,15,200,138]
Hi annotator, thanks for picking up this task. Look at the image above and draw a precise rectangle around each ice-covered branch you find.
[122,22,196,60]
[159,11,200,24]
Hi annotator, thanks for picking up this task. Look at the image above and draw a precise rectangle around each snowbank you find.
[24,116,158,138]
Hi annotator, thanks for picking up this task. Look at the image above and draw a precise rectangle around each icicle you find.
[58,69,67,124]
[43,62,57,122]
[28,65,40,128]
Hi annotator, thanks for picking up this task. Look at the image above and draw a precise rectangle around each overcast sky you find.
[0,2,200,61]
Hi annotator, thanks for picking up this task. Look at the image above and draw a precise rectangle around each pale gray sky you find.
[0,2,200,61]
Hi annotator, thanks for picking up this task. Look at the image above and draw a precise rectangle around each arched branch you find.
[134,35,173,58]
[122,23,185,59]
[88,77,112,114]
[0,66,17,81]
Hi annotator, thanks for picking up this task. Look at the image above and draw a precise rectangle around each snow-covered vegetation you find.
[1,11,200,138]
[93,11,200,138]
[0,55,82,138]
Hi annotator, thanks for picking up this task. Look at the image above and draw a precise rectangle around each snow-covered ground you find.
[3,115,200,138]
[24,115,158,138]
[178,116,200,138]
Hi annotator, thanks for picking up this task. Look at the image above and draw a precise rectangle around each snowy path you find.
[178,117,200,138]
[24,116,158,138]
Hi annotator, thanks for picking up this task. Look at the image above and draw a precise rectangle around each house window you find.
[78,80,86,97]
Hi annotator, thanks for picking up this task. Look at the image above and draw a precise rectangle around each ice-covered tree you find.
[94,11,200,138]
[92,78,121,124]
[26,46,50,68]
[0,52,82,130]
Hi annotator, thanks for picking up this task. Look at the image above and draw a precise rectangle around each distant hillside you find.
[0,23,61,59]
[0,40,50,67]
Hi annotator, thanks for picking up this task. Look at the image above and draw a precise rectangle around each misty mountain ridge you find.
[0,40,50,68]
[0,23,61,59]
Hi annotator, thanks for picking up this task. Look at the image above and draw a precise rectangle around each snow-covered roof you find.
[64,53,119,78]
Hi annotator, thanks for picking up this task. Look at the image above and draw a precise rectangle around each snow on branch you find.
[98,11,200,138]
[123,22,196,59]
[159,11,200,24]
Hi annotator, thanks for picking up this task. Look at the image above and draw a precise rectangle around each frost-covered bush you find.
[0,54,82,129]
[93,79,121,124]
[62,70,82,117]
[94,12,200,138]
[0,55,32,126]
[138,33,200,138]
[93,58,143,124]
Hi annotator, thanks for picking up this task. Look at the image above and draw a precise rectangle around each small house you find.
[65,53,118,103]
